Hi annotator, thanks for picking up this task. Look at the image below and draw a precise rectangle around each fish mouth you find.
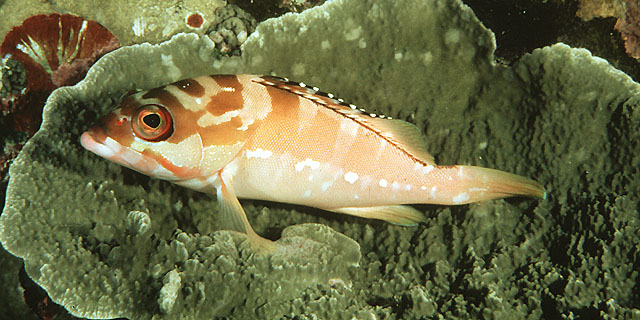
[80,127,117,160]
[80,127,147,173]
[80,127,183,180]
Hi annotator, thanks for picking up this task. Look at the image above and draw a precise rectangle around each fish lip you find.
[80,127,176,180]
[80,127,123,164]
[80,127,106,147]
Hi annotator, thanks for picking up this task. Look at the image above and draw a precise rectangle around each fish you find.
[80,74,546,251]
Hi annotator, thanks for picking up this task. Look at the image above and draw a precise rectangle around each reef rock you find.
[1,0,639,319]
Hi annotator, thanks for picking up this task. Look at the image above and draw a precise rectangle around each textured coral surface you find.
[1,0,640,319]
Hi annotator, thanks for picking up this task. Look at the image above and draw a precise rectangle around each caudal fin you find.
[438,165,546,205]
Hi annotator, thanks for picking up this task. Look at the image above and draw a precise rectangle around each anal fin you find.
[217,172,276,252]
[327,205,426,226]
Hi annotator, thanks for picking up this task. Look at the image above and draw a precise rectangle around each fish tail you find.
[435,165,546,205]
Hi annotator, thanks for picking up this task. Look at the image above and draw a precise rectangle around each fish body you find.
[81,74,545,249]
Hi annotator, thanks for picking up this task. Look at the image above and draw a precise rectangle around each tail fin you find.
[439,165,546,205]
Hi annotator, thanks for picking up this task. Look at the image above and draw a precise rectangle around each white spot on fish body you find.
[379,179,388,188]
[430,186,437,198]
[452,192,470,204]
[222,87,235,92]
[404,185,411,191]
[237,118,254,131]
[197,109,239,127]
[354,194,359,199]
[246,148,273,159]
[344,171,358,184]
[391,181,400,191]
[194,98,202,104]
[359,175,372,189]
[302,190,312,198]
[295,158,320,172]
[422,165,435,175]
[321,181,332,192]
[340,119,359,137]
[421,186,427,190]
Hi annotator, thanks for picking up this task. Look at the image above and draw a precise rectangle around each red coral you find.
[0,13,120,134]
[186,13,205,29]
[0,13,119,181]
[614,0,640,59]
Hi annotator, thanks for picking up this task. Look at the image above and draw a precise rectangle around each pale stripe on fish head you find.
[80,75,267,182]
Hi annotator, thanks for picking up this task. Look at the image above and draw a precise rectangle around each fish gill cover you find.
[0,0,639,319]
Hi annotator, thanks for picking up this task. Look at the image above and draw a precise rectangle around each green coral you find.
[1,0,640,318]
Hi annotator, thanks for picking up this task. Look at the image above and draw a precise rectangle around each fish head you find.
[80,81,250,182]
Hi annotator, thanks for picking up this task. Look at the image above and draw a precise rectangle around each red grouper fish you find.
[80,74,546,251]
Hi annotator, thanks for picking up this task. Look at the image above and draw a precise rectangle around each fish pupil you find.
[143,113,161,128]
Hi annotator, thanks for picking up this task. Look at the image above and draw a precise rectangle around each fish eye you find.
[133,104,174,141]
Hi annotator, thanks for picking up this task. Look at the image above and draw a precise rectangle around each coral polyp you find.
[0,13,120,182]
[1,13,120,90]
[0,13,120,134]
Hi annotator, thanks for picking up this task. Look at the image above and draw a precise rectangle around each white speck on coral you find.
[321,40,331,50]
[344,25,362,41]
[292,62,305,76]
[423,52,433,65]
[160,54,181,80]
[445,28,461,45]
[394,52,403,61]
[132,17,146,37]
[158,269,181,313]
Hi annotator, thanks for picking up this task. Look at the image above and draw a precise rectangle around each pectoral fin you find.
[327,205,426,226]
[217,171,275,252]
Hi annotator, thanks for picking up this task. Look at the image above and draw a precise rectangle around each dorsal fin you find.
[254,76,436,165]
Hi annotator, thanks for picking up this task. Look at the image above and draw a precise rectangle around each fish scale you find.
[81,74,546,251]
